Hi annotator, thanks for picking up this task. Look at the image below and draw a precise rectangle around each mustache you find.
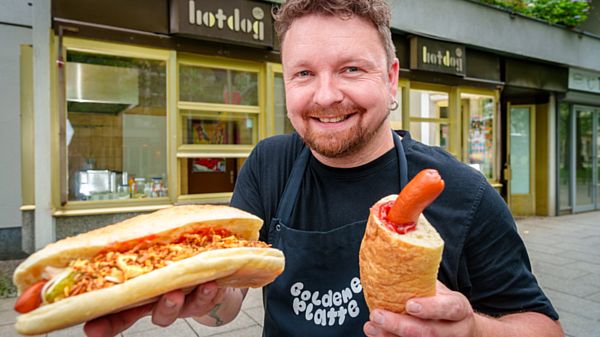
[303,103,366,118]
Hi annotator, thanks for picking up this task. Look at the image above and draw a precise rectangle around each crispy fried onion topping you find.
[64,229,269,299]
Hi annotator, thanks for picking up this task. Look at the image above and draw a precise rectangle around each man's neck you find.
[310,129,395,168]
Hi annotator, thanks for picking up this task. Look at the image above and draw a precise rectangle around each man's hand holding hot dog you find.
[12,205,285,336]
[85,282,242,337]
[359,169,563,337]
[363,281,563,337]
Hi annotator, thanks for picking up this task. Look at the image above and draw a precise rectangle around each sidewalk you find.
[1,211,599,337]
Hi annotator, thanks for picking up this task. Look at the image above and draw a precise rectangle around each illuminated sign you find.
[410,37,466,76]
[170,0,274,48]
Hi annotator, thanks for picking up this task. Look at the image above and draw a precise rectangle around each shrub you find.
[479,0,591,27]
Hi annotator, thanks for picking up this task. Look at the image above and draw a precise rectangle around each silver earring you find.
[389,99,399,111]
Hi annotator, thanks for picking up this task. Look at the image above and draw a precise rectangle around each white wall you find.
[0,0,32,228]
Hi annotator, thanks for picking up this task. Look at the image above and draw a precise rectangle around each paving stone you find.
[122,319,196,337]
[560,250,600,265]
[534,272,600,298]
[243,306,264,327]
[526,248,578,266]
[0,309,17,327]
[587,291,600,303]
[0,324,23,337]
[241,288,263,310]
[530,261,589,281]
[568,261,600,274]
[523,242,568,255]
[543,288,600,321]
[553,241,600,257]
[555,310,600,337]
[47,324,86,337]
[186,311,256,336]
[0,298,15,311]
[209,325,262,337]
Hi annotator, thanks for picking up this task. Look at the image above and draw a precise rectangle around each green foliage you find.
[0,274,16,298]
[478,0,591,27]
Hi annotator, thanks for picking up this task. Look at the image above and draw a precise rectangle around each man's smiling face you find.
[281,14,399,161]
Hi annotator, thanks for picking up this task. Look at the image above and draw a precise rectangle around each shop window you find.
[179,65,258,105]
[177,60,260,199]
[408,89,449,150]
[461,93,496,180]
[65,51,167,202]
[181,110,257,146]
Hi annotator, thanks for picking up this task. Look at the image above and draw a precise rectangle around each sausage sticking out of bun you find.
[13,205,285,336]
[359,169,444,313]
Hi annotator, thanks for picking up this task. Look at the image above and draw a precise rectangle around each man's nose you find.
[312,74,343,107]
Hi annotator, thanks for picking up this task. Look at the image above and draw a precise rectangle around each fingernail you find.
[365,324,380,335]
[407,301,422,313]
[372,311,385,325]
[165,299,176,308]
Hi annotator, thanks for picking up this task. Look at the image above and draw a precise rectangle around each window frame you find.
[175,54,265,203]
[54,37,173,216]
[458,87,500,184]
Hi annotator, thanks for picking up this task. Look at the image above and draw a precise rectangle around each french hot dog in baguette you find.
[359,169,444,313]
[13,205,285,336]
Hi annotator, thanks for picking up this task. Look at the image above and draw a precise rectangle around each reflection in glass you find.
[462,93,495,179]
[179,65,258,105]
[510,107,530,194]
[575,108,593,206]
[409,89,448,118]
[180,110,257,145]
[274,73,294,134]
[558,103,571,211]
[65,51,167,201]
[409,122,449,150]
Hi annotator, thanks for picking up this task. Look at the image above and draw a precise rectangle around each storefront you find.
[21,0,290,251]
[24,0,574,252]
[500,59,568,216]
[392,35,503,190]
[557,67,600,214]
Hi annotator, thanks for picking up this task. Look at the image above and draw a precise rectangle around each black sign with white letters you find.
[170,0,274,48]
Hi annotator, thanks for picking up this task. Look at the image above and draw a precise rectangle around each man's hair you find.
[273,0,396,66]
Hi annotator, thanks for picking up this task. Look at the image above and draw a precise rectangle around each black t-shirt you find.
[231,131,559,320]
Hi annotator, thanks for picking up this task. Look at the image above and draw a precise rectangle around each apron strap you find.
[393,130,409,190]
[274,146,311,225]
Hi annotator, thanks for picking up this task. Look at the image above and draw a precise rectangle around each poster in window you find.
[192,158,226,173]
[191,120,228,145]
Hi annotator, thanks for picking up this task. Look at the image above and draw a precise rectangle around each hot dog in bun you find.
[359,169,444,313]
[13,205,284,335]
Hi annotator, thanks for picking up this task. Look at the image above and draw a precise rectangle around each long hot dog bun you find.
[13,205,285,335]
[359,195,443,313]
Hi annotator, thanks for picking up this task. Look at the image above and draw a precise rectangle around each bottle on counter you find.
[134,177,146,198]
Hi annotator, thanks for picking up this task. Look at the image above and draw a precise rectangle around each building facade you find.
[2,0,600,257]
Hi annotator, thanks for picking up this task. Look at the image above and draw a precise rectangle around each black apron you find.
[263,131,408,337]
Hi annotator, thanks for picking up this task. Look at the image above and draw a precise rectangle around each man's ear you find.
[388,58,400,97]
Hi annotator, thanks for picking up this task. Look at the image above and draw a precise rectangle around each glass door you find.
[508,105,536,216]
[572,106,596,212]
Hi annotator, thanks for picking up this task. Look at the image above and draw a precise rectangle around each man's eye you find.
[297,70,311,77]
[345,67,360,73]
